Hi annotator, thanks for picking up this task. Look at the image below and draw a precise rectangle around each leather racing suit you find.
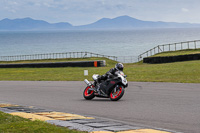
[98,68,118,82]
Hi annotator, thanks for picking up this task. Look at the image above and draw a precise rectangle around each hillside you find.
[0,17,72,30]
[1,16,200,30]
[152,49,200,57]
[78,16,200,29]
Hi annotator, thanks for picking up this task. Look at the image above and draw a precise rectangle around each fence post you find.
[181,42,183,50]
[194,41,197,49]
[175,43,176,51]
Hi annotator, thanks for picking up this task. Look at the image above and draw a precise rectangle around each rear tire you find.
[83,86,95,100]
[109,86,124,101]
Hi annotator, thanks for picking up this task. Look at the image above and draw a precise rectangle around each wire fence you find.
[1,40,199,63]
[138,40,200,61]
[0,52,118,62]
[0,51,139,63]
[116,56,138,63]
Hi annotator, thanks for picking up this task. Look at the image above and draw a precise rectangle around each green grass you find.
[0,56,200,83]
[0,57,117,81]
[125,60,200,83]
[153,49,200,57]
[0,111,86,133]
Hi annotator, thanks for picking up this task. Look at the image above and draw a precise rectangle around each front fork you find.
[114,85,119,93]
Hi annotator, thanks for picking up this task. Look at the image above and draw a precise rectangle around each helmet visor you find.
[118,67,123,71]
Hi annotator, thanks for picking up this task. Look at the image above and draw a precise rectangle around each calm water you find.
[1,28,200,57]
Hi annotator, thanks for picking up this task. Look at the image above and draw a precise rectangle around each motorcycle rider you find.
[96,63,124,84]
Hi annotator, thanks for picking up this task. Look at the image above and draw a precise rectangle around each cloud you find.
[182,8,189,12]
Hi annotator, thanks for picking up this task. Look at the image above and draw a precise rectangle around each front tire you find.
[109,86,125,101]
[83,86,95,100]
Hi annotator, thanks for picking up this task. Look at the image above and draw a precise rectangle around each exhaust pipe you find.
[84,79,91,86]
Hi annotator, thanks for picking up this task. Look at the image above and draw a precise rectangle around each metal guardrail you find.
[138,40,200,61]
[0,52,139,63]
[3,40,198,64]
[0,52,117,62]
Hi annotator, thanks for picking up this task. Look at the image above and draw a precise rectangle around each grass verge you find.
[152,49,200,57]
[0,56,200,83]
[125,60,200,83]
[0,111,86,133]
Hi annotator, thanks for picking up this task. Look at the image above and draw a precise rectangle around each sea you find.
[1,28,200,60]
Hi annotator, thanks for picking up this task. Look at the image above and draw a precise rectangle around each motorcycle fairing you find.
[99,79,121,95]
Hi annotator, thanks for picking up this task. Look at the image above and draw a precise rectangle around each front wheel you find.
[83,86,95,100]
[110,86,125,101]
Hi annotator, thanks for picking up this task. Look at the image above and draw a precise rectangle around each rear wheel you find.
[110,86,124,101]
[83,86,95,100]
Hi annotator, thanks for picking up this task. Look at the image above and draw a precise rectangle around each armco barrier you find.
[0,60,106,68]
[143,54,200,64]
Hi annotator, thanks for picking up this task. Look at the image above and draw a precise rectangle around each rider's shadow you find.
[81,98,125,102]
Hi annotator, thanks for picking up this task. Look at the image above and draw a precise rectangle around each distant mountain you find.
[0,17,72,30]
[1,16,200,31]
[78,16,200,29]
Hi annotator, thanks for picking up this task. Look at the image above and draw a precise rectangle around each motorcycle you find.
[83,71,128,101]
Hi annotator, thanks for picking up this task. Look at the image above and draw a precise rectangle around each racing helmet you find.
[115,63,124,71]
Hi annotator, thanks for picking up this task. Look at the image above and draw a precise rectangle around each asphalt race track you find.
[0,81,200,133]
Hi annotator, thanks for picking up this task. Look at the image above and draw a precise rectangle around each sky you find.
[0,0,200,26]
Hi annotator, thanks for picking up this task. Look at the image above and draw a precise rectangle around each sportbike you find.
[83,71,128,101]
